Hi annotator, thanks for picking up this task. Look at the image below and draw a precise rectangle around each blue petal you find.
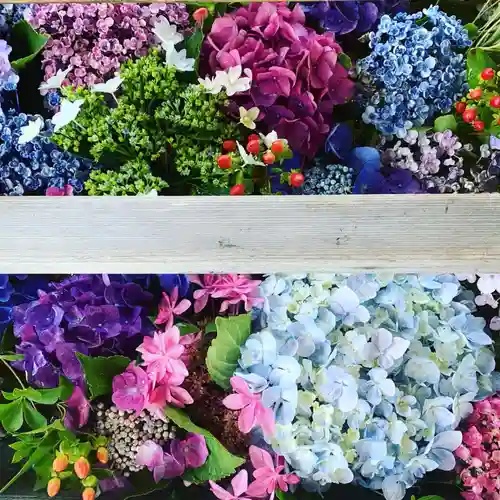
[348,147,381,175]
[325,123,353,160]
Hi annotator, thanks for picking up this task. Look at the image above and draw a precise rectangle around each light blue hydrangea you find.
[237,273,497,500]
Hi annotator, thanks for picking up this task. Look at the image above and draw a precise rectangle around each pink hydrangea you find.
[112,361,150,414]
[26,3,189,88]
[201,2,354,158]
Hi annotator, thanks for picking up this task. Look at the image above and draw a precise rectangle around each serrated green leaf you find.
[164,407,245,483]
[0,399,24,433]
[22,401,47,430]
[467,48,497,88]
[434,114,457,132]
[206,314,251,390]
[76,353,130,399]
[10,20,49,71]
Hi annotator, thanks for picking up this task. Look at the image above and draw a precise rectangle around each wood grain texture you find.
[0,194,498,273]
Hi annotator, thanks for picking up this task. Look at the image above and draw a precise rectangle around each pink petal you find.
[231,470,249,497]
[286,474,300,485]
[194,293,209,313]
[136,440,165,468]
[171,287,179,305]
[173,298,191,315]
[245,479,269,498]
[153,464,166,483]
[223,393,247,410]
[169,386,194,407]
[165,326,181,344]
[210,481,235,500]
[249,446,274,470]
[256,404,275,438]
[230,376,252,397]
[239,404,258,434]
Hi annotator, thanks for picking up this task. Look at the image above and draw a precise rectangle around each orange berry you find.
[222,140,237,152]
[52,455,69,473]
[271,140,284,154]
[82,487,96,500]
[230,184,245,196]
[47,477,61,498]
[217,155,232,169]
[262,152,276,165]
[96,447,108,464]
[469,88,482,100]
[74,457,90,480]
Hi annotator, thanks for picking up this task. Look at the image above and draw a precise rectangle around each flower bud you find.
[82,487,96,500]
[96,447,108,464]
[52,454,69,472]
[47,477,61,497]
[193,8,209,25]
[74,457,90,479]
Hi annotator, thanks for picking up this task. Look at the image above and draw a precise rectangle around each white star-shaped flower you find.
[18,117,43,145]
[217,65,252,96]
[236,141,264,167]
[259,130,280,148]
[52,99,85,132]
[239,106,260,130]
[198,73,225,94]
[153,18,183,48]
[91,75,123,94]
[39,66,73,91]
[164,45,195,72]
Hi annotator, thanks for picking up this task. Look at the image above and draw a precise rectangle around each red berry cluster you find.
[455,67,500,135]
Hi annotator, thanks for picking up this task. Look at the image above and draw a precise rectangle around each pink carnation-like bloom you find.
[201,2,354,158]
[190,274,263,314]
[155,288,191,329]
[112,362,150,414]
[46,185,74,196]
[26,3,189,88]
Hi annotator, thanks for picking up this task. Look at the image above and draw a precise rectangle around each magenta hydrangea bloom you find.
[201,2,354,158]
[112,362,150,414]
[26,3,190,88]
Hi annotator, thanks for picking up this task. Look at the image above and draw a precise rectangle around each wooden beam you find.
[0,195,498,274]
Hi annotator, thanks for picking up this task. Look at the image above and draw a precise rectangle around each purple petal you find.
[355,2,379,33]
[325,123,353,159]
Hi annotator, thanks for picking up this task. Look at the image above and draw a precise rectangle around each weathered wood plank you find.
[0,195,498,273]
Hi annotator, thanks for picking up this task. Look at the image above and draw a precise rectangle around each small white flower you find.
[364,367,395,406]
[153,18,183,48]
[363,329,410,370]
[39,66,73,91]
[239,106,260,130]
[18,117,43,145]
[52,99,84,132]
[236,141,264,167]
[259,130,286,149]
[91,75,123,94]
[422,397,455,430]
[216,65,252,96]
[405,356,440,385]
[164,45,195,72]
[477,274,500,294]
[198,73,225,94]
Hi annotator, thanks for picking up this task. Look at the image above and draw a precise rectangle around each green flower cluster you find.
[52,49,238,194]
[84,159,168,196]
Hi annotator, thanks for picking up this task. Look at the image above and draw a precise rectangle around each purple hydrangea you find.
[12,274,154,388]
[26,3,190,87]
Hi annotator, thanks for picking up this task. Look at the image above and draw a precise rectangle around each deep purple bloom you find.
[325,123,353,160]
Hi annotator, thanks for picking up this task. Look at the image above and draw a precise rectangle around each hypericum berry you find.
[455,102,466,114]
[491,96,500,109]
[74,457,90,480]
[230,184,245,195]
[481,68,495,80]
[193,7,209,25]
[53,455,69,472]
[247,134,259,143]
[462,108,477,123]
[217,155,232,169]
[222,140,236,152]
[47,478,61,498]
[82,487,96,500]
[271,140,285,154]
[246,140,260,154]
[96,447,108,464]
[263,152,276,165]
[469,88,483,100]
[473,120,485,132]
[290,172,305,188]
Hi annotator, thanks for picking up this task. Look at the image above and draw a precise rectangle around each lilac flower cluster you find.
[12,274,154,388]
[26,3,189,87]
[0,110,96,195]
[0,40,18,92]
[358,6,471,137]
[303,0,409,36]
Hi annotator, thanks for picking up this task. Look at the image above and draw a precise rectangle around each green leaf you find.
[464,23,478,40]
[27,387,62,405]
[338,53,352,70]
[467,48,497,87]
[59,376,74,401]
[206,314,251,390]
[2,391,19,401]
[0,354,24,362]
[276,491,295,500]
[204,322,217,334]
[164,407,245,483]
[417,497,445,500]
[14,418,64,436]
[22,401,47,430]
[434,114,457,132]
[178,323,200,336]
[10,20,49,71]
[76,353,130,399]
[0,399,24,433]
[185,28,204,72]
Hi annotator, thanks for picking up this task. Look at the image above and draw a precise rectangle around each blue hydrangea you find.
[0,4,29,38]
[238,273,497,500]
[358,6,471,137]
[303,162,354,195]
[0,110,97,195]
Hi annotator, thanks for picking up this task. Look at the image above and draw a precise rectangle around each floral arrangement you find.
[0,271,498,500]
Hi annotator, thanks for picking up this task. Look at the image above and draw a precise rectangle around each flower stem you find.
[1,358,26,390]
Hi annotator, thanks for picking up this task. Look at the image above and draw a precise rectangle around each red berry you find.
[472,120,485,132]
[271,140,284,154]
[481,68,495,81]
[193,7,209,25]
[246,140,260,154]
[455,102,466,114]
[217,155,232,169]
[230,184,245,196]
[469,88,483,100]
[290,172,305,188]
[247,134,259,143]
[491,96,500,109]
[222,140,236,152]
[462,108,477,123]
[262,152,276,165]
